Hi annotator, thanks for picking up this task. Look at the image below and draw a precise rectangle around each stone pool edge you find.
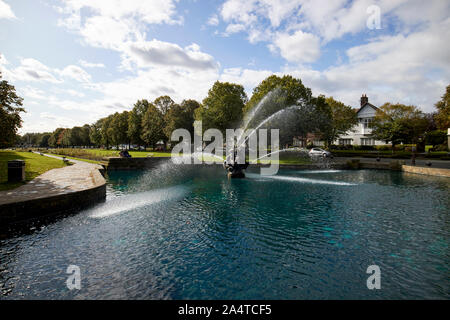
[0,162,106,226]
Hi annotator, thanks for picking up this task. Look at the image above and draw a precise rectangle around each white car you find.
[309,148,332,158]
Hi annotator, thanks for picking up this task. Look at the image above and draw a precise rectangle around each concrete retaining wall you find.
[0,183,105,225]
[105,157,168,170]
[402,165,450,178]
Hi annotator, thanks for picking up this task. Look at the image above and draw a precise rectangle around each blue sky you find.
[0,0,449,133]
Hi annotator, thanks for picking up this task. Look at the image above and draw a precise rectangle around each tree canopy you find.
[434,85,450,130]
[371,103,429,149]
[321,97,358,147]
[0,74,25,148]
[195,81,247,133]
[141,102,165,148]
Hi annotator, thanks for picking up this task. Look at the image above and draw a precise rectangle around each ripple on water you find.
[0,168,449,299]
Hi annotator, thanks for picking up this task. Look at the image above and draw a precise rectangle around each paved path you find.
[0,153,105,205]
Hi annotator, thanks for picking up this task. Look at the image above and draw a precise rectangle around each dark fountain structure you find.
[223,148,249,179]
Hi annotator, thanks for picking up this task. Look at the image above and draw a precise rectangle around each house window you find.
[339,139,352,145]
[361,138,374,146]
[361,118,373,129]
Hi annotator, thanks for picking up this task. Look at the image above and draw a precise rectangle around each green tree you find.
[322,97,358,147]
[110,111,129,149]
[48,128,66,148]
[38,133,51,147]
[195,81,247,133]
[89,121,103,147]
[80,124,91,146]
[69,126,84,147]
[371,103,429,151]
[154,95,175,116]
[425,130,447,149]
[128,99,150,147]
[244,75,312,125]
[101,115,114,149]
[141,103,165,149]
[0,74,25,148]
[61,128,72,147]
[164,99,200,140]
[434,85,450,130]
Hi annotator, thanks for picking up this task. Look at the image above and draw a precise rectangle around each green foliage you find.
[110,111,129,147]
[434,84,450,130]
[100,116,113,148]
[244,75,312,116]
[0,76,25,148]
[127,99,150,146]
[425,130,447,147]
[195,81,247,133]
[164,99,200,140]
[154,95,175,116]
[371,103,429,148]
[322,97,358,147]
[89,121,102,146]
[141,103,165,148]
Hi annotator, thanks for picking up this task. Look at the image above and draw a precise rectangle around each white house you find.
[336,94,388,146]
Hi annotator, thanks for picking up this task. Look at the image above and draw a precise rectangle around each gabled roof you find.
[356,102,378,114]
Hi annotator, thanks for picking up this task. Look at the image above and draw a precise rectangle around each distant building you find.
[447,128,450,150]
[336,94,388,146]
[293,133,324,147]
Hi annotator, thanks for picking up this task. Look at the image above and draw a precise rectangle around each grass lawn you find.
[42,148,173,161]
[0,151,69,191]
[30,148,313,166]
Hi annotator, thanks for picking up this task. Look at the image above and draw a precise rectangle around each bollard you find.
[8,160,25,182]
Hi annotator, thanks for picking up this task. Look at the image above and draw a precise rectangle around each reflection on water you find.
[0,167,449,299]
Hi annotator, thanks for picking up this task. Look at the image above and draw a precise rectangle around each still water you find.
[1,166,449,299]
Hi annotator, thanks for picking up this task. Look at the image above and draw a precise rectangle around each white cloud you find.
[9,58,62,84]
[60,65,91,82]
[79,60,105,68]
[127,40,218,71]
[273,30,321,63]
[0,0,16,20]
[21,86,46,100]
[224,23,246,35]
[56,0,182,50]
[207,14,219,26]
[220,68,273,93]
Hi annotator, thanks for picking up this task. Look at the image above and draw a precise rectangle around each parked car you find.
[309,148,332,158]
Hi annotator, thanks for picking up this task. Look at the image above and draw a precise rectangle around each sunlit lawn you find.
[36,148,312,165]
[0,151,69,191]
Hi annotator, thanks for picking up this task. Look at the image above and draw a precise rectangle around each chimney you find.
[360,94,368,107]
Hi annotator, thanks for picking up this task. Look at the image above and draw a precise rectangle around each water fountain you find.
[222,89,324,178]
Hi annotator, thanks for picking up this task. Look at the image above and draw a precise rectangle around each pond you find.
[1,165,449,299]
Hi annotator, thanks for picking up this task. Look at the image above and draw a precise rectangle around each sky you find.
[0,0,449,134]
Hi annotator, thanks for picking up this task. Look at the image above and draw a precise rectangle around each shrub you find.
[375,145,392,151]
